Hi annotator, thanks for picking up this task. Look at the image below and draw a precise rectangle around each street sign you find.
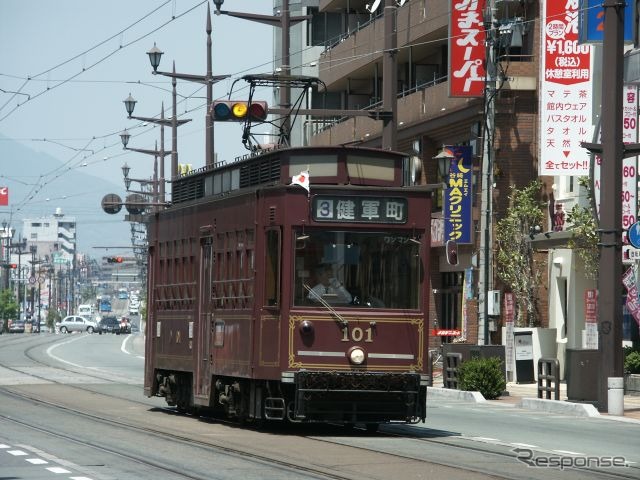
[628,221,640,248]
[28,276,36,285]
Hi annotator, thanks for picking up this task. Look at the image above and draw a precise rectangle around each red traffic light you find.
[9,263,17,269]
[446,240,458,266]
[212,100,268,122]
[106,256,123,264]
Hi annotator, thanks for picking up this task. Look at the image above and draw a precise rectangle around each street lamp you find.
[147,3,229,170]
[120,134,160,210]
[120,129,131,148]
[121,96,173,203]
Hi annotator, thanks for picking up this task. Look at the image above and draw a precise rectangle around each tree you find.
[566,177,599,280]
[0,289,19,332]
[495,180,545,327]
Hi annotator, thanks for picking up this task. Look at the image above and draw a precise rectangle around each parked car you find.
[57,315,98,334]
[98,315,120,334]
[8,319,25,333]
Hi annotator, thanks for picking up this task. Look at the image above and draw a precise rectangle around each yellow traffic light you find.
[212,100,267,122]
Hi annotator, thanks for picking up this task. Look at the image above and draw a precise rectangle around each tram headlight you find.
[347,346,366,365]
[299,320,314,337]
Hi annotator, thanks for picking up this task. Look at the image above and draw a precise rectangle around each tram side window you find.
[264,229,281,307]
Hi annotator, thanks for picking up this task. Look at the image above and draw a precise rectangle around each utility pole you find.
[583,1,640,411]
[381,0,398,151]
[478,0,496,345]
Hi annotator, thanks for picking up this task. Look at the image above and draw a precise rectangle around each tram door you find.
[196,235,213,399]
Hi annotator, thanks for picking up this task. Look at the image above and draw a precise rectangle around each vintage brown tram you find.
[144,145,436,428]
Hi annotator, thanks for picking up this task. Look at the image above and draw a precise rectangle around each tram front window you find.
[294,231,421,309]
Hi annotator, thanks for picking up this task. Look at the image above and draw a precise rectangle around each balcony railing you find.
[306,73,449,138]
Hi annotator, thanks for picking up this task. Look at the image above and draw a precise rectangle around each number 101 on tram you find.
[144,145,438,430]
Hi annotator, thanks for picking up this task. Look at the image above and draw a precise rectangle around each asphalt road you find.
[0,333,638,480]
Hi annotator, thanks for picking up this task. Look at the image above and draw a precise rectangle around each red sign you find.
[433,329,462,337]
[584,289,597,324]
[0,187,8,206]
[449,0,486,97]
[543,0,591,87]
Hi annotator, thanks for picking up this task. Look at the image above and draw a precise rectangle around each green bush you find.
[625,351,640,374]
[458,357,506,399]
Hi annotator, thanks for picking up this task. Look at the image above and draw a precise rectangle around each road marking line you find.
[8,450,27,456]
[511,443,538,448]
[0,444,10,448]
[47,466,71,473]
[26,458,48,464]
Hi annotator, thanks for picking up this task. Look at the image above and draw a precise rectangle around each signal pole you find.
[212,0,311,146]
[582,1,640,411]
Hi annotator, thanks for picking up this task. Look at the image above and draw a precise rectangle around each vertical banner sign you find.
[623,267,640,328]
[592,84,638,228]
[443,145,473,244]
[504,293,515,373]
[622,85,638,229]
[449,0,486,98]
[539,0,593,176]
[0,187,8,206]
[584,289,598,349]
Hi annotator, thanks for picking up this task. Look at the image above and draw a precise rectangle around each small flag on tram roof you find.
[291,170,310,194]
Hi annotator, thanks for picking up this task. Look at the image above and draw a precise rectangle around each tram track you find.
[0,387,432,480]
[2,335,637,480]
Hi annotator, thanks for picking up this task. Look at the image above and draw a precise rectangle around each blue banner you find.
[443,145,473,244]
[579,0,634,44]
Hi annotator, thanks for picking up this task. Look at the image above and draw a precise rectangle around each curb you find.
[427,386,486,403]
[519,398,600,417]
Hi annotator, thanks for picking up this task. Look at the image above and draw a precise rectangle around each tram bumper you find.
[291,371,426,424]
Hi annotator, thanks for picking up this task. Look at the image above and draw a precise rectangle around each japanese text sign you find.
[443,146,473,244]
[0,187,7,206]
[449,0,486,97]
[312,196,407,224]
[539,0,593,176]
[578,0,634,44]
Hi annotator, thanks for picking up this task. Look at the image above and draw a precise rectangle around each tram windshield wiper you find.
[303,284,348,327]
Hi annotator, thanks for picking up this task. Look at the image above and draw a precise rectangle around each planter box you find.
[626,374,640,396]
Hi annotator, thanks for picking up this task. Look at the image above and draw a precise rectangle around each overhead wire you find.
[1,0,603,218]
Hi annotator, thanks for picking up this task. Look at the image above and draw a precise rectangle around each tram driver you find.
[308,263,352,304]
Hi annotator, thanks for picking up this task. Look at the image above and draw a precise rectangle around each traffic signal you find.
[9,263,17,269]
[211,100,268,122]
[106,257,123,264]
[446,240,458,266]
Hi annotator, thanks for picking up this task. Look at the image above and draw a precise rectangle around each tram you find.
[144,145,437,428]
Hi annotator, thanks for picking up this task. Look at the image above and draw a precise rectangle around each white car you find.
[57,315,98,334]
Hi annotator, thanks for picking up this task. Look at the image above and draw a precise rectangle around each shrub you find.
[458,357,506,399]
[625,351,640,374]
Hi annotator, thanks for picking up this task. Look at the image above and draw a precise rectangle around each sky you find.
[0,0,274,229]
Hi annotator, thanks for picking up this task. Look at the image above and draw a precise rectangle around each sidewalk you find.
[430,375,640,421]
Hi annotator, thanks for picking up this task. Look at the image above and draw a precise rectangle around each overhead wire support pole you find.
[149,4,229,170]
[478,0,497,346]
[213,0,311,147]
[582,0,640,412]
[381,0,398,151]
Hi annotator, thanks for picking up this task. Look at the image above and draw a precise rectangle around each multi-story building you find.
[22,207,77,264]
[265,1,639,382]
[300,0,542,346]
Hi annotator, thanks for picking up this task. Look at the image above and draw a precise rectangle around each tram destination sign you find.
[312,196,407,224]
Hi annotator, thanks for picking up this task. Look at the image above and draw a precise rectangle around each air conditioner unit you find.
[488,290,501,316]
